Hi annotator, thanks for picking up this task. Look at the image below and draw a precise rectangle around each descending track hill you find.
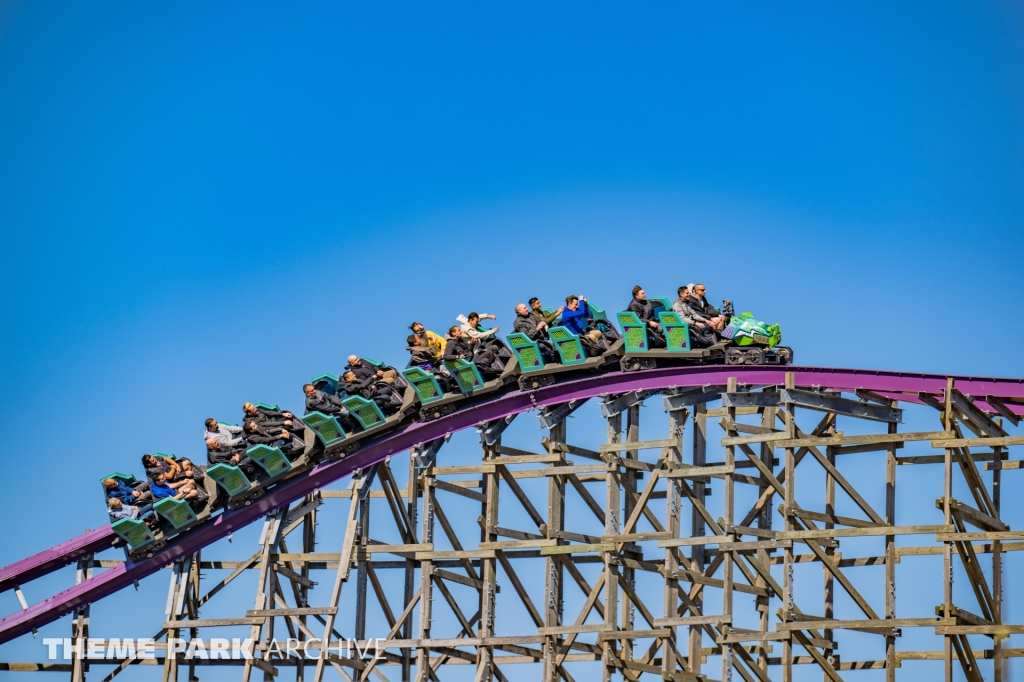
[2,364,1024,644]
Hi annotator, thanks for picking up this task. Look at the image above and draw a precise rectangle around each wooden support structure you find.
[9,375,1024,680]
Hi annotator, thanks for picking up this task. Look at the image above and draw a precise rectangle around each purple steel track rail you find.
[2,364,1023,643]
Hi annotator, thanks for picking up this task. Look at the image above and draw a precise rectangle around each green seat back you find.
[112,518,157,551]
[651,297,673,314]
[254,402,279,411]
[151,452,176,461]
[442,359,486,393]
[154,498,197,530]
[547,326,588,365]
[616,311,649,352]
[401,367,445,404]
[247,444,293,477]
[541,308,563,326]
[341,395,386,429]
[506,333,545,372]
[658,311,692,352]
[587,302,609,325]
[311,373,339,395]
[302,411,348,446]
[100,471,138,485]
[207,463,252,497]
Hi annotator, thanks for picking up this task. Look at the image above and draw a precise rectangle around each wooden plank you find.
[431,479,487,502]
[540,464,611,476]
[597,629,672,641]
[718,540,792,552]
[776,618,951,631]
[600,438,680,452]
[935,625,1024,635]
[936,531,1024,542]
[777,524,953,540]
[246,607,337,617]
[486,454,563,465]
[932,436,1024,448]
[662,464,735,478]
[985,459,1024,471]
[602,531,672,543]
[773,430,953,449]
[479,539,558,550]
[539,543,615,555]
[414,550,497,560]
[720,432,793,447]
[164,618,264,628]
[358,543,433,555]
[653,614,732,627]
[658,535,732,547]
[537,623,611,636]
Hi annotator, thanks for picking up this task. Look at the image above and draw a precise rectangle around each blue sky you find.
[1,1,1024,677]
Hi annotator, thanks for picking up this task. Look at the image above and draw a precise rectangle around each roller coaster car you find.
[401,338,520,421]
[721,312,793,366]
[303,375,417,459]
[509,324,622,391]
[616,310,728,371]
[104,454,220,560]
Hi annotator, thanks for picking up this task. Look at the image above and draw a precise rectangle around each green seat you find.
[616,311,650,352]
[207,463,252,497]
[153,498,197,530]
[247,444,293,477]
[442,359,486,393]
[547,326,588,365]
[401,367,445,404]
[506,333,545,372]
[341,395,387,429]
[658,311,692,352]
[311,373,339,395]
[112,517,158,551]
[254,402,279,411]
[302,411,348,446]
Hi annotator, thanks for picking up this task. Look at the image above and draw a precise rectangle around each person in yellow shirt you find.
[409,321,446,360]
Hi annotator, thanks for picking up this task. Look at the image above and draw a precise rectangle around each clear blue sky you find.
[1,1,1023,676]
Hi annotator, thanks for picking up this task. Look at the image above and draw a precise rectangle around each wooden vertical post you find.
[885,401,898,682]
[943,377,954,682]
[722,377,737,682]
[543,420,567,682]
[782,371,796,682]
[689,403,707,676]
[663,407,687,676]
[603,412,622,682]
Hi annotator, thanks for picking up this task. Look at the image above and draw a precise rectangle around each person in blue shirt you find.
[560,295,610,353]
[103,478,153,506]
[150,472,201,502]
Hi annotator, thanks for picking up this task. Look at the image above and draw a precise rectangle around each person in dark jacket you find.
[627,286,666,348]
[243,403,296,431]
[444,327,500,378]
[142,454,184,483]
[671,286,718,348]
[406,335,438,368]
[244,420,306,458]
[341,371,400,415]
[513,303,558,362]
[345,356,398,385]
[689,283,727,331]
[303,384,360,431]
[206,438,256,477]
[528,298,562,327]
